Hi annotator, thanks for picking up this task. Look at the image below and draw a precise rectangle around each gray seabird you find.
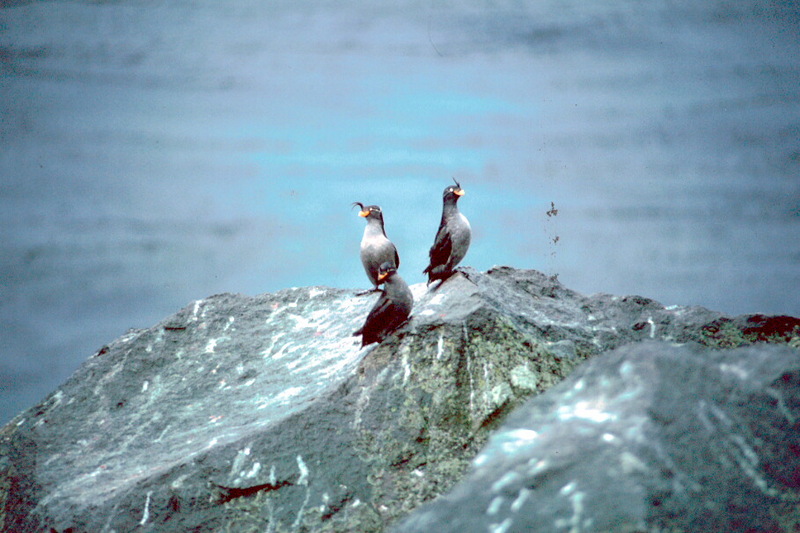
[353,202,400,292]
[423,179,471,286]
[353,262,413,347]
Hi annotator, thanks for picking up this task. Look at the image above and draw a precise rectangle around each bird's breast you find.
[361,235,390,251]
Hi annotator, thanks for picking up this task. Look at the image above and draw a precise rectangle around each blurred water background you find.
[1,0,799,423]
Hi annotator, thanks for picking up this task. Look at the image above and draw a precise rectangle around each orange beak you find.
[455,188,465,196]
[378,271,389,281]
[359,210,369,217]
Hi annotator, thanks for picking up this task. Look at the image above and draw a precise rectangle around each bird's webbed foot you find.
[355,287,382,296]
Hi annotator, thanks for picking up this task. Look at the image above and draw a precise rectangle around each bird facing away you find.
[423,179,471,286]
[353,262,413,347]
[353,202,400,291]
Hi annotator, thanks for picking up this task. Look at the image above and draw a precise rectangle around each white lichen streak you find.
[352,372,380,429]
[436,331,444,360]
[289,313,315,330]
[204,339,218,354]
[154,426,169,443]
[487,495,504,515]
[224,316,235,331]
[139,490,153,526]
[482,360,492,409]
[51,390,64,409]
[492,471,522,493]
[274,386,303,404]
[529,458,548,476]
[308,287,326,298]
[555,482,585,533]
[289,338,365,379]
[170,474,190,489]
[296,455,309,485]
[271,341,300,361]
[720,363,749,381]
[501,429,539,455]
[260,332,285,357]
[244,462,261,479]
[402,350,411,384]
[468,353,475,414]
[475,429,539,467]
[647,316,656,338]
[510,488,531,512]
[620,451,648,474]
[489,518,513,533]
[141,380,149,393]
[308,308,330,323]
[766,387,796,424]
[700,400,783,498]
[558,400,615,423]
[293,455,312,529]
[428,293,445,307]
[729,433,780,497]
[191,300,201,321]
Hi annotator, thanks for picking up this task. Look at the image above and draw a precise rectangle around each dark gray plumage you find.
[353,262,413,347]
[353,203,400,291]
[423,179,471,286]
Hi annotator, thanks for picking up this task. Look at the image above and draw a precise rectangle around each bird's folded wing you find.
[365,296,394,324]
[426,229,453,270]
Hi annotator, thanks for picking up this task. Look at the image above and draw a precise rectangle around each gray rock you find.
[395,341,800,533]
[1,267,798,532]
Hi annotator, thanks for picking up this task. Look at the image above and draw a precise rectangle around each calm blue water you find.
[2,0,799,423]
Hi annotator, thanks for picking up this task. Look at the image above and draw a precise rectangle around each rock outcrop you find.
[395,341,800,533]
[1,267,798,532]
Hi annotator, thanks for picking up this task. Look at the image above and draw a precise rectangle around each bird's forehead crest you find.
[444,178,464,196]
[353,202,382,217]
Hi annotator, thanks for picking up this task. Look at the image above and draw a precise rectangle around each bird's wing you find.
[365,294,394,326]
[425,226,453,272]
[393,243,400,269]
[358,294,396,342]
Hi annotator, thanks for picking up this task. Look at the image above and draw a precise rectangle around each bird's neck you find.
[442,199,460,220]
[365,218,387,238]
[384,276,407,294]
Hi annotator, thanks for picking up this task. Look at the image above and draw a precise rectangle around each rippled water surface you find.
[1,0,799,422]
